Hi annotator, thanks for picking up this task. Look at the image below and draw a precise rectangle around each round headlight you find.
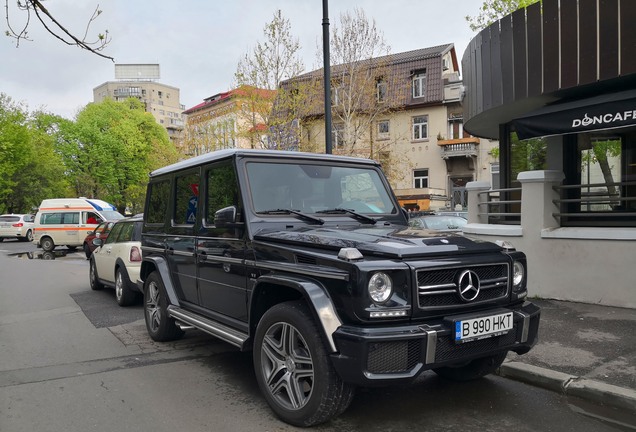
[513,261,525,287]
[368,272,393,303]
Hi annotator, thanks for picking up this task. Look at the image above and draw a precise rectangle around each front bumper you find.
[330,301,540,386]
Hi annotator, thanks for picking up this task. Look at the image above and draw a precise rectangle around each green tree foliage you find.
[64,98,179,214]
[0,94,71,213]
[466,0,540,31]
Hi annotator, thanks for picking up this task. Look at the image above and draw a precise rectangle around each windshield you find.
[101,210,125,220]
[246,161,396,215]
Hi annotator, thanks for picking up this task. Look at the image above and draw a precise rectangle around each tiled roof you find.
[291,43,454,81]
[183,85,276,115]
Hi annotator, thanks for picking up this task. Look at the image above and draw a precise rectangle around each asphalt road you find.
[0,239,630,432]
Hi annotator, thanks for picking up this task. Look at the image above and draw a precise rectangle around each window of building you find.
[332,123,345,149]
[331,87,340,106]
[413,169,429,188]
[412,116,428,140]
[377,79,387,102]
[378,151,390,174]
[491,163,500,189]
[377,120,390,139]
[158,91,163,98]
[448,114,464,139]
[412,72,426,98]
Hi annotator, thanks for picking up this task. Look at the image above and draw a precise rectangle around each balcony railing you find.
[438,137,479,159]
[472,179,636,227]
[477,187,522,225]
[553,181,636,227]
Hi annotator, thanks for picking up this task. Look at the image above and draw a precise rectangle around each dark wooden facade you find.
[462,0,636,139]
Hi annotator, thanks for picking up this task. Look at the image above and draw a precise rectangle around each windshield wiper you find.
[258,209,324,225]
[316,208,377,225]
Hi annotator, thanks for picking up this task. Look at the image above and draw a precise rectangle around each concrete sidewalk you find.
[497,298,636,414]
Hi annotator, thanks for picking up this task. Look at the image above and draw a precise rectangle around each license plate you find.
[454,312,513,343]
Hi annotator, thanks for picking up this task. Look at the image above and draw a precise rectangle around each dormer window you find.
[412,72,426,99]
[376,79,387,102]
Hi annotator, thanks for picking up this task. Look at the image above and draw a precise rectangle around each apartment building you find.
[181,85,276,157]
[279,44,498,211]
[93,64,185,144]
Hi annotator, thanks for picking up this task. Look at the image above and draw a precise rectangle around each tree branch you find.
[5,0,113,61]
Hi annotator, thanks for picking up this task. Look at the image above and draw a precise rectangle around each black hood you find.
[254,225,502,258]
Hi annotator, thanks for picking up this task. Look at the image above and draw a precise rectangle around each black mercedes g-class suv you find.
[139,149,539,427]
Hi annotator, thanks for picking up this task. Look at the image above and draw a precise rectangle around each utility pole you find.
[322,0,332,154]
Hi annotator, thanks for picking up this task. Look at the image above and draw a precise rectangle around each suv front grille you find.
[417,263,509,311]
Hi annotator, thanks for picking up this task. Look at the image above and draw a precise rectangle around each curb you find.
[496,361,636,413]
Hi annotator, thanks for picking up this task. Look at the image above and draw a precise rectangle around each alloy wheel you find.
[260,321,314,410]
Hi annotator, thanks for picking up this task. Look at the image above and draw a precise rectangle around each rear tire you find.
[89,259,104,291]
[115,267,137,306]
[433,351,508,381]
[40,237,54,252]
[144,271,184,341]
[253,301,355,427]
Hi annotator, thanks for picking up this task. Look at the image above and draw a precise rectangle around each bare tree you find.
[324,7,405,161]
[235,9,305,149]
[4,0,113,60]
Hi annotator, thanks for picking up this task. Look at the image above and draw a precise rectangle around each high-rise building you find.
[93,64,185,144]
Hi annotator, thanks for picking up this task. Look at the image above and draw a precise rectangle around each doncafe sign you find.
[514,97,636,140]
[572,110,636,128]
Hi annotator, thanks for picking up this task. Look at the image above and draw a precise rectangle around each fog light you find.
[370,310,407,318]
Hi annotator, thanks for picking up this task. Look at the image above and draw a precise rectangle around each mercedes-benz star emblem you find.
[457,269,480,302]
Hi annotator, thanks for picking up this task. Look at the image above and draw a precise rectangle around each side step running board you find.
[167,306,248,349]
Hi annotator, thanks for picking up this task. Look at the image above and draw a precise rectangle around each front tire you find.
[115,267,137,306]
[40,237,54,252]
[83,243,91,259]
[253,301,355,427]
[89,259,104,291]
[433,351,508,381]
[144,271,184,341]
[23,230,33,242]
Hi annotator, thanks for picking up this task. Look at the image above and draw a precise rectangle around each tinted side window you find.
[64,212,80,224]
[106,223,124,244]
[206,163,239,222]
[118,223,134,242]
[23,214,34,222]
[41,212,78,224]
[146,180,170,224]
[174,171,200,225]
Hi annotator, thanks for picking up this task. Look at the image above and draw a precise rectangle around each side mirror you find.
[214,206,238,228]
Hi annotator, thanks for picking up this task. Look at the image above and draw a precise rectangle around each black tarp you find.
[512,89,636,140]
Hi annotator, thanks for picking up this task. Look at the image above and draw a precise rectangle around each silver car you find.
[0,214,35,242]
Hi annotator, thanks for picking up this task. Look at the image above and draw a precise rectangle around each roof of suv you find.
[150,149,380,177]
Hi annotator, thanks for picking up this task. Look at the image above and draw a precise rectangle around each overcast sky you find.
[1,0,482,119]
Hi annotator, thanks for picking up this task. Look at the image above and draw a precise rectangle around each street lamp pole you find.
[322,0,332,154]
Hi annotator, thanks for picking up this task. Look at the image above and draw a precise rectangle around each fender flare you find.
[141,256,180,307]
[252,274,343,353]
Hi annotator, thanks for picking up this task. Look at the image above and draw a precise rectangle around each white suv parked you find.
[0,214,35,242]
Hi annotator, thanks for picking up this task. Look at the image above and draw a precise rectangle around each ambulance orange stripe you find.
[39,207,95,211]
